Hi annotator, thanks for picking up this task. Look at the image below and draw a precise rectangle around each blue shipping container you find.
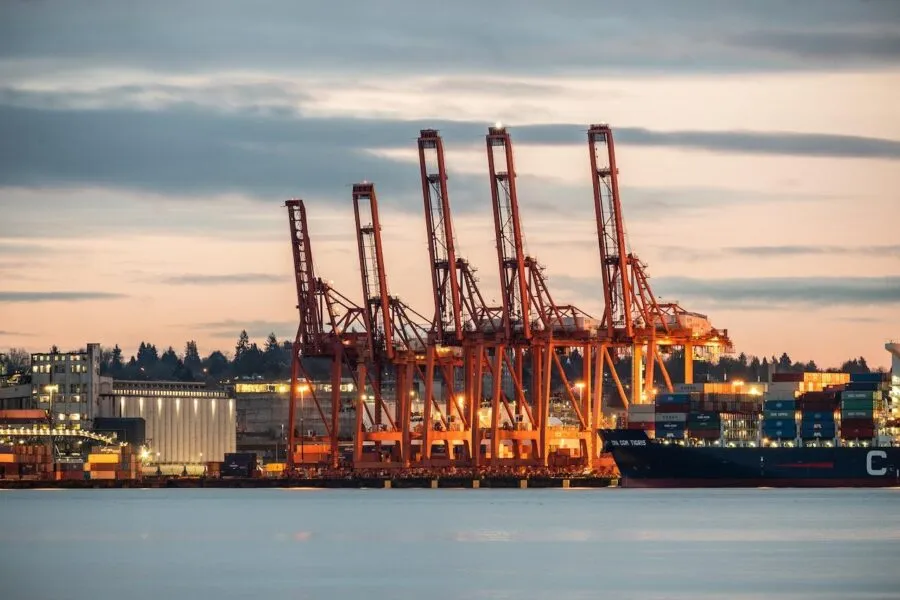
[765,400,795,411]
[764,410,794,419]
[656,393,692,405]
[763,429,796,439]
[763,422,797,432]
[656,421,685,432]
[849,372,890,383]
[845,382,883,392]
[763,419,795,429]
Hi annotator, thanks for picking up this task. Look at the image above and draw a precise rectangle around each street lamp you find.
[44,384,58,427]
[297,383,310,463]
[574,381,585,403]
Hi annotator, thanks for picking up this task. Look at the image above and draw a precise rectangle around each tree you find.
[203,351,230,377]
[2,348,30,373]
[235,330,250,360]
[777,352,792,371]
[184,341,202,373]
[136,342,159,368]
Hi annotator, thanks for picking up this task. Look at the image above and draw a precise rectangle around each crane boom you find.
[418,129,463,342]
[486,126,531,341]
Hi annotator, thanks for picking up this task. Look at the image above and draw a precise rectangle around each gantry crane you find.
[587,124,732,407]
[352,182,447,467]
[418,129,505,465]
[285,199,367,471]
[484,126,601,466]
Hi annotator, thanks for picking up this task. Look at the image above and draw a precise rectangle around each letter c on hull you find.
[867,450,888,476]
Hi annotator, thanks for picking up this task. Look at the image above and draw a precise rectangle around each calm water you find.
[1,488,899,600]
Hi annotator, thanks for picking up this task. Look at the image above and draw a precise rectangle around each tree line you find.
[0,335,882,385]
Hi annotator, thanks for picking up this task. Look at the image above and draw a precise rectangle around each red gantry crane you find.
[352,182,441,468]
[484,125,601,467]
[587,124,731,407]
[285,199,366,471]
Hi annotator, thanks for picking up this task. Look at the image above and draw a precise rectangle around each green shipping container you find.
[841,409,874,419]
[687,422,721,430]
[840,398,876,410]
[764,410,794,419]
[841,391,879,401]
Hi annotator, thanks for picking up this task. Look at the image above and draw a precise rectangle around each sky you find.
[1,0,898,369]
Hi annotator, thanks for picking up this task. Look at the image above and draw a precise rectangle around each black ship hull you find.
[600,429,900,488]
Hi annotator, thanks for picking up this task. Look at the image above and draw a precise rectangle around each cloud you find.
[551,274,900,309]
[193,319,296,340]
[2,102,898,210]
[160,273,283,285]
[1,1,897,76]
[0,330,36,337]
[0,242,57,255]
[0,291,126,303]
[653,276,900,308]
[656,245,900,261]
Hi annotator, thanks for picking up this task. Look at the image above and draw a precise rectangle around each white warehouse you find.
[98,380,236,465]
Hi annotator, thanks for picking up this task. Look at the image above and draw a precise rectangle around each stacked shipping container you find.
[0,444,54,479]
[762,399,797,440]
[655,393,689,440]
[797,390,839,441]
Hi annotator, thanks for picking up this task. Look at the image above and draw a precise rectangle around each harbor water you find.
[1,488,898,599]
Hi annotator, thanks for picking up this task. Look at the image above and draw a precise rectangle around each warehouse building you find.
[98,380,236,466]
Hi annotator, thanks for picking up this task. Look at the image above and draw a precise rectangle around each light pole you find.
[298,383,310,464]
[44,384,58,427]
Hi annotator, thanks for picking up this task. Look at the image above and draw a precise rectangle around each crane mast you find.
[285,198,366,471]
[486,126,531,341]
[353,183,394,362]
[588,124,636,340]
[418,130,463,343]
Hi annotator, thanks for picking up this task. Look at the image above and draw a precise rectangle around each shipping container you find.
[772,373,804,383]
[800,412,836,422]
[801,423,836,435]
[841,417,876,429]
[656,393,692,404]
[841,391,880,401]
[765,400,796,411]
[655,403,690,414]
[655,412,687,423]
[840,398,880,411]
[849,372,891,383]
[627,413,656,424]
[763,419,795,429]
[841,427,876,439]
[841,409,874,419]
[796,400,838,412]
[801,430,835,439]
[656,421,685,430]
[764,410,795,419]
[87,453,120,465]
[763,429,797,439]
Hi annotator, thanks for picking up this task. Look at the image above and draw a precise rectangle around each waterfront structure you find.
[23,343,109,428]
[98,380,235,465]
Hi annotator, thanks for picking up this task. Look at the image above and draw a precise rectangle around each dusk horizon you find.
[2,1,899,370]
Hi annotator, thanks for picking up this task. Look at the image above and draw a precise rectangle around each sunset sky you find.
[1,1,898,369]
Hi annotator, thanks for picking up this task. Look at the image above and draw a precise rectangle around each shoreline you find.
[0,475,617,490]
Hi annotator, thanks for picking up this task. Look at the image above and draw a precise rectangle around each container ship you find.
[600,371,900,487]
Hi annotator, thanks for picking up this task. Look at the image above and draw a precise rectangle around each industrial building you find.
[0,344,109,426]
[98,380,235,466]
[232,379,355,460]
